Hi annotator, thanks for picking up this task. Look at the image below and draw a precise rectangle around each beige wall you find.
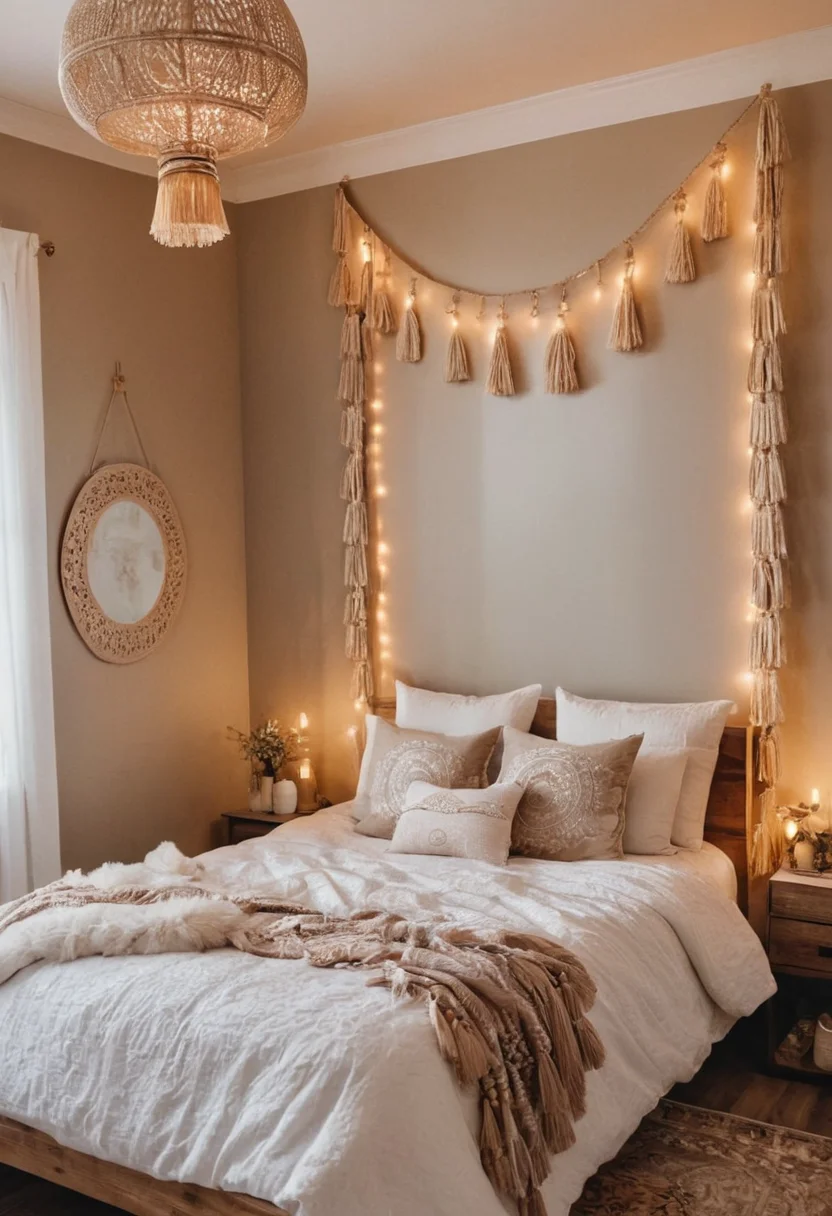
[0,134,250,870]
[237,81,832,808]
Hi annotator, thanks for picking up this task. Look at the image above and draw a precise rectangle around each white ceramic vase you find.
[794,839,816,871]
[259,775,274,812]
[814,1013,832,1072]
[272,778,298,816]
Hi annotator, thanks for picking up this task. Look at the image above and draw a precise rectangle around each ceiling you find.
[0,0,830,173]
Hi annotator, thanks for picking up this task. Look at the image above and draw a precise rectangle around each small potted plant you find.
[229,720,300,814]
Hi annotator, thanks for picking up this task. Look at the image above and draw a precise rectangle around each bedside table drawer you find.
[770,880,832,926]
[769,916,832,975]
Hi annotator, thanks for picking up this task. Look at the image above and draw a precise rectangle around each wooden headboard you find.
[371,696,762,919]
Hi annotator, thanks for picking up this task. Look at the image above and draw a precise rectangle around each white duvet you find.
[0,805,775,1216]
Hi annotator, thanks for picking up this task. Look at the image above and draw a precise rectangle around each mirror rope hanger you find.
[88,363,151,476]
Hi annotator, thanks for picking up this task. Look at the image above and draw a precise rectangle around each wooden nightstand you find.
[222,808,322,846]
[766,868,832,1080]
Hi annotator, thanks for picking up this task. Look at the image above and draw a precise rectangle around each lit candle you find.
[299,712,309,733]
[784,817,798,842]
[300,759,312,781]
[811,788,820,807]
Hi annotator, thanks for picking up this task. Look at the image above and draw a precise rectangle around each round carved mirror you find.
[61,463,187,663]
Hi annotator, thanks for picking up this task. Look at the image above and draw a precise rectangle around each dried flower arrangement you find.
[228,721,300,780]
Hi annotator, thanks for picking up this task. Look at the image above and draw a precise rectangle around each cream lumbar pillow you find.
[555,688,735,851]
[622,748,687,856]
[389,780,524,865]
[498,727,643,861]
[395,681,542,735]
[354,717,500,841]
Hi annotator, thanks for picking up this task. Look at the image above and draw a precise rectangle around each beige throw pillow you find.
[389,781,524,865]
[354,717,500,840]
[498,727,643,861]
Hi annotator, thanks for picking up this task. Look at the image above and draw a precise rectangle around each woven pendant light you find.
[59,1,307,248]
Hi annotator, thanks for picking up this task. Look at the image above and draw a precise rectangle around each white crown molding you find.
[229,24,832,203]
[1,25,831,205]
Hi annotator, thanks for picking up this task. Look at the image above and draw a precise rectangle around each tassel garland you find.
[545,293,579,393]
[486,300,515,396]
[758,728,782,788]
[332,183,349,254]
[328,256,352,308]
[665,190,696,283]
[396,278,422,363]
[752,788,786,876]
[750,393,787,448]
[752,503,786,558]
[748,340,783,393]
[756,85,790,169]
[750,611,783,670]
[753,222,783,279]
[372,245,396,334]
[609,244,643,352]
[445,294,470,383]
[751,669,784,727]
[701,144,729,241]
[749,446,786,504]
[751,278,786,343]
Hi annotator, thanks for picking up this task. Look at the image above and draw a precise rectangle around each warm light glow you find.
[784,817,798,841]
[376,485,388,498]
[362,241,371,264]
[742,671,754,684]
[594,287,602,302]
[378,592,387,604]
[721,161,730,179]
[378,541,389,555]
[354,699,364,712]
[376,609,387,623]
[379,563,389,577]
[452,316,459,329]
[405,295,413,309]
[371,399,383,412]
[374,362,383,375]
[371,423,383,436]
[380,633,391,646]
[298,712,309,732]
[347,725,358,738]
[299,759,312,781]
[381,649,391,661]
[812,788,821,806]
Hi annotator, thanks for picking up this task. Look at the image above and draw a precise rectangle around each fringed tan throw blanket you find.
[0,876,604,1215]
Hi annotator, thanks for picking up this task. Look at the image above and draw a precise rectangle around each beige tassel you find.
[351,659,374,702]
[344,542,368,589]
[359,228,373,314]
[396,278,422,363]
[340,451,364,502]
[609,244,643,352]
[750,446,786,505]
[752,503,787,558]
[750,393,787,448]
[756,85,790,170]
[340,404,364,449]
[444,294,470,383]
[665,190,696,283]
[758,726,782,787]
[753,222,783,279]
[343,501,368,545]
[748,341,783,393]
[751,558,787,612]
[150,153,230,249]
[486,299,515,397]
[701,144,729,241]
[346,623,369,661]
[751,668,784,727]
[750,610,783,670]
[328,255,352,308]
[755,166,784,226]
[332,182,349,254]
[371,246,396,334]
[338,352,365,407]
[751,278,786,343]
[751,787,785,877]
[344,587,366,626]
[545,291,579,393]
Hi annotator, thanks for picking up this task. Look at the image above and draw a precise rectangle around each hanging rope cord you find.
[88,363,151,476]
[345,92,762,305]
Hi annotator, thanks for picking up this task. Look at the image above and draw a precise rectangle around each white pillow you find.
[395,681,542,735]
[623,749,687,856]
[555,689,735,851]
[389,780,523,865]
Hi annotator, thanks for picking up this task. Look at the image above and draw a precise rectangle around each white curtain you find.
[0,229,61,902]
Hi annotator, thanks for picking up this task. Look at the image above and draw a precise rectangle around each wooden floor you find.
[0,1015,829,1213]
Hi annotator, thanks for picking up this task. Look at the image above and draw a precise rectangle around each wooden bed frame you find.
[0,695,761,1216]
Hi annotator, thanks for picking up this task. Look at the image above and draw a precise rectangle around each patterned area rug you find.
[572,1099,832,1215]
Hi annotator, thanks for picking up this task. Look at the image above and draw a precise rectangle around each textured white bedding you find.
[623,840,739,902]
[0,803,773,1216]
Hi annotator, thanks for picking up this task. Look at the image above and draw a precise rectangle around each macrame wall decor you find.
[329,87,793,869]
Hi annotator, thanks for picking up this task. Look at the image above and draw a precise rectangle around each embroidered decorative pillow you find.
[388,781,524,865]
[555,688,735,851]
[354,717,500,841]
[498,727,643,861]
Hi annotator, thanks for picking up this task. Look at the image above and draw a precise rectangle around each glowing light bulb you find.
[371,399,382,412]
[376,485,388,498]
[405,295,413,310]
[381,650,392,661]
[347,725,358,738]
[742,671,754,684]
[379,564,389,577]
[299,712,309,732]
[376,609,387,623]
[378,592,388,604]
[371,423,383,436]
[361,242,371,264]
[594,287,602,302]
[380,633,391,646]
[452,316,459,329]
[378,542,389,556]
[354,699,363,711]
[299,759,312,781]
[784,817,798,841]
[812,788,821,806]
[721,161,730,179]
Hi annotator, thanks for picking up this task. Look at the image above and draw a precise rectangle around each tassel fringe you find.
[372,289,396,334]
[748,341,783,393]
[545,311,579,394]
[750,611,783,670]
[751,787,785,877]
[758,727,782,787]
[749,446,786,505]
[445,329,471,383]
[609,250,643,352]
[701,147,729,241]
[751,279,786,343]
[486,312,515,397]
[397,303,422,363]
[751,668,784,727]
[665,192,696,283]
[328,256,352,308]
[332,185,349,254]
[750,394,787,448]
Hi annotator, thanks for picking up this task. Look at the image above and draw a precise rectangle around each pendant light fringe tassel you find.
[755,166,784,225]
[486,300,515,396]
[749,393,787,448]
[701,144,729,242]
[609,245,643,352]
[445,330,471,383]
[665,191,696,283]
[545,293,579,393]
[150,155,230,249]
[396,279,422,362]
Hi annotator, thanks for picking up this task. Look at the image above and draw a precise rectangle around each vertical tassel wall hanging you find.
[665,189,697,284]
[396,277,422,363]
[701,143,729,241]
[445,293,470,383]
[609,243,643,352]
[372,245,396,334]
[331,196,374,704]
[750,85,790,878]
[328,182,352,308]
[486,298,515,396]
[359,226,373,316]
[545,287,579,393]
